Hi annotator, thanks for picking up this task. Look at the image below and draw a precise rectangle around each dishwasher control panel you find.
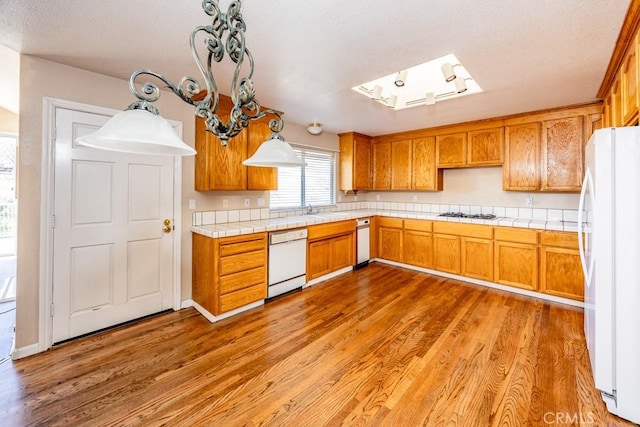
[269,228,308,245]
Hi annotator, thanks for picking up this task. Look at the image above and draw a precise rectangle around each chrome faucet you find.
[307,204,314,214]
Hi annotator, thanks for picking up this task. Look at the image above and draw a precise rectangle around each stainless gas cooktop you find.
[438,212,497,220]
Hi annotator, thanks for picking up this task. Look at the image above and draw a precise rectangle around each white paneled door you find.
[52,108,175,343]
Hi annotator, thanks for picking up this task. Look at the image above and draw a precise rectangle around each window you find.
[270,145,336,209]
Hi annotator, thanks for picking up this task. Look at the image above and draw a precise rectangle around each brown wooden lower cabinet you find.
[539,231,584,301]
[403,230,433,269]
[378,217,404,263]
[433,233,461,274]
[494,240,538,291]
[192,232,268,315]
[307,220,356,281]
[461,237,493,281]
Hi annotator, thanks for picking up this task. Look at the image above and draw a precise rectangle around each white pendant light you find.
[243,137,306,167]
[76,109,196,156]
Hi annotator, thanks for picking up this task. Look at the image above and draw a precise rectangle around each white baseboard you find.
[11,342,41,360]
[373,258,584,308]
[191,300,264,323]
[304,266,354,288]
[180,299,194,309]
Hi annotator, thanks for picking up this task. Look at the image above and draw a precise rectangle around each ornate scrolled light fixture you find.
[77,0,305,167]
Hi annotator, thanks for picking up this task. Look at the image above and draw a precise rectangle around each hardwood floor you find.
[0,263,633,426]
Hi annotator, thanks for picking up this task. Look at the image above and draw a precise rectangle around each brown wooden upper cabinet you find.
[503,123,541,191]
[372,139,392,190]
[436,128,503,168]
[194,94,277,191]
[436,132,467,168]
[621,34,639,126]
[467,127,504,166]
[504,116,584,192]
[338,132,372,192]
[541,116,584,192]
[412,137,442,191]
[372,138,424,191]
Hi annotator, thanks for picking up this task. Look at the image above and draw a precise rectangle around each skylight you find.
[351,54,482,110]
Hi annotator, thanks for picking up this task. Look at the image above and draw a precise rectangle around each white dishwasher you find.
[356,217,370,268]
[268,228,308,298]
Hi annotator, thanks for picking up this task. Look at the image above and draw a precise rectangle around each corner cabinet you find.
[192,232,268,315]
[338,132,372,192]
[194,95,277,191]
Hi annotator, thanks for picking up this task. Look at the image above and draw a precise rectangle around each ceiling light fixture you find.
[307,123,323,135]
[455,78,468,93]
[394,70,408,87]
[76,0,305,167]
[441,62,458,82]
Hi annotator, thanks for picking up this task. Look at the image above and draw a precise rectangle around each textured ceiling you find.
[0,0,629,136]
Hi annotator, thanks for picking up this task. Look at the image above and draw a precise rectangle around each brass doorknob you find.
[163,219,172,233]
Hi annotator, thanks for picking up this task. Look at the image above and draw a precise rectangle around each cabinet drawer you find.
[308,220,355,241]
[219,266,266,294]
[494,227,538,244]
[219,283,266,313]
[433,222,493,239]
[219,234,267,256]
[377,217,403,229]
[540,230,579,249]
[219,250,266,276]
[403,219,432,232]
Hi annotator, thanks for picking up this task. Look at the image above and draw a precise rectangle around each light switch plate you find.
[244,198,250,208]
[222,199,229,209]
[188,199,196,210]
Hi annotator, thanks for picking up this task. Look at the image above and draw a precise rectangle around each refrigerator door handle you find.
[578,169,592,283]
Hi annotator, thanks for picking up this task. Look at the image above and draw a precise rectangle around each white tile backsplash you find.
[532,208,547,220]
[505,207,519,218]
[470,205,481,214]
[547,209,563,221]
[518,208,533,219]
[563,209,579,222]
[227,210,239,223]
[493,207,506,217]
[240,210,251,221]
[215,211,228,224]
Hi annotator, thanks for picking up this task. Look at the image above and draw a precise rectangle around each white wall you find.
[362,167,578,209]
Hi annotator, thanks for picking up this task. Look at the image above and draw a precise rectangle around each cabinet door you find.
[503,123,540,191]
[307,239,332,280]
[412,137,442,191]
[467,128,504,166]
[461,237,493,281]
[612,75,623,127]
[354,134,372,190]
[391,140,412,190]
[494,241,538,291]
[403,230,433,269]
[378,226,403,262]
[247,117,277,190]
[331,233,354,271]
[541,116,583,192]
[194,117,215,191]
[433,233,460,274]
[622,38,638,125]
[540,247,584,301]
[372,140,392,190]
[436,133,467,168]
[339,132,372,192]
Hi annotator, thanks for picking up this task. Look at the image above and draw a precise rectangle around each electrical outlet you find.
[222,199,229,209]
[376,194,380,201]
[244,198,250,208]
[188,199,196,210]
[412,195,418,202]
[257,198,265,207]
[525,197,533,206]
[354,195,358,201]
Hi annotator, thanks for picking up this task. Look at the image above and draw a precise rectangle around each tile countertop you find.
[190,210,579,239]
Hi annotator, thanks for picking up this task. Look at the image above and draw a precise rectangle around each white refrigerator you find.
[579,127,640,424]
